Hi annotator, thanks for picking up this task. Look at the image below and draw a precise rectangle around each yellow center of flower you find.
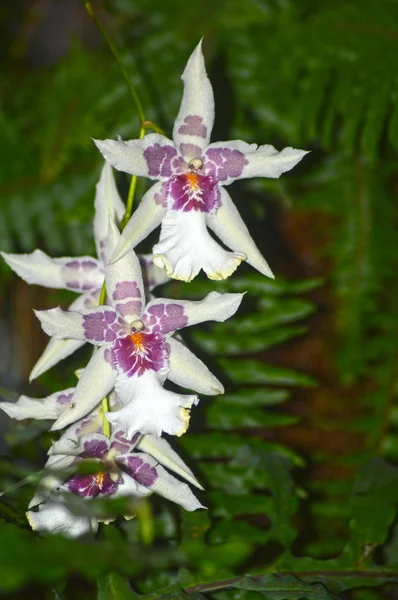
[95,472,105,489]
[130,332,144,350]
[186,173,199,190]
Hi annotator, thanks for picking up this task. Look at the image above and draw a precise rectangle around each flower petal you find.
[36,306,127,345]
[26,500,95,538]
[137,434,203,489]
[50,432,110,458]
[1,249,103,292]
[117,453,159,487]
[143,291,244,335]
[147,461,204,511]
[109,370,198,437]
[118,452,203,510]
[207,187,274,278]
[94,134,178,180]
[139,254,170,291]
[152,209,245,282]
[168,337,223,395]
[51,347,117,431]
[30,292,99,380]
[223,143,309,183]
[28,454,79,508]
[110,182,167,263]
[30,338,86,381]
[115,474,152,498]
[172,41,214,161]
[203,140,256,184]
[105,248,145,324]
[94,162,125,263]
[0,388,75,421]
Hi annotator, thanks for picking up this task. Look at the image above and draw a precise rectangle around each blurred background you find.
[1,0,398,598]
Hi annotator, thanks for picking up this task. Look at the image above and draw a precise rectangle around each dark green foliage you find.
[1,1,398,599]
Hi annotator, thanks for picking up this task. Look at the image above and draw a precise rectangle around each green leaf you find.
[206,403,299,429]
[220,359,317,387]
[193,326,307,356]
[209,491,275,518]
[209,520,270,544]
[217,388,290,407]
[97,573,138,600]
[178,433,304,466]
[346,458,398,556]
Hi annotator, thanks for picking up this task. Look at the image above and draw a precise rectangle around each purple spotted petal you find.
[142,302,188,335]
[144,144,178,178]
[83,310,126,343]
[67,472,119,498]
[178,115,207,138]
[56,392,74,406]
[204,147,248,181]
[112,281,142,320]
[111,331,169,378]
[62,259,103,292]
[120,455,158,487]
[81,439,109,459]
[110,430,140,454]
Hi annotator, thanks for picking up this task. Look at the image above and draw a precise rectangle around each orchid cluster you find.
[0,42,306,537]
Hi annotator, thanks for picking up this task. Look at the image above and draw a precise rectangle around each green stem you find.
[82,0,145,125]
[101,395,111,438]
[120,126,146,231]
[184,570,398,595]
[96,281,111,437]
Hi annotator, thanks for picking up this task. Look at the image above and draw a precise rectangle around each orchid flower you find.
[1,162,169,381]
[95,41,308,282]
[0,384,204,488]
[27,430,203,537]
[35,241,243,437]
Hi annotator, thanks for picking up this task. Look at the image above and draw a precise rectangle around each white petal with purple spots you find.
[94,134,179,180]
[105,248,144,323]
[203,140,255,184]
[143,291,244,334]
[172,41,214,160]
[1,250,103,292]
[36,306,128,345]
[0,388,75,421]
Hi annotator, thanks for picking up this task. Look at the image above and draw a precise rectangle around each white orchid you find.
[27,428,203,538]
[1,163,169,380]
[35,238,243,438]
[95,41,308,282]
